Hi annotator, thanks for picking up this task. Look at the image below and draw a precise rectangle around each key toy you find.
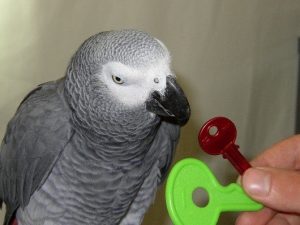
[166,117,262,225]
[198,117,251,175]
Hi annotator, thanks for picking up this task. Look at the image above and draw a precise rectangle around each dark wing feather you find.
[0,80,73,225]
[153,121,180,183]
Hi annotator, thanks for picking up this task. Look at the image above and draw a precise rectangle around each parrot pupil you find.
[112,75,124,84]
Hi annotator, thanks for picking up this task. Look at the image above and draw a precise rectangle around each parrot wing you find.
[0,80,73,225]
[155,121,180,183]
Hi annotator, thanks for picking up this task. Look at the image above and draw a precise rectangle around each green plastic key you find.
[166,158,262,225]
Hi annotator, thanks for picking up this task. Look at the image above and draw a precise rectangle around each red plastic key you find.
[198,117,251,175]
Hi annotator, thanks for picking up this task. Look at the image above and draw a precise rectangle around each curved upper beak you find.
[146,76,191,126]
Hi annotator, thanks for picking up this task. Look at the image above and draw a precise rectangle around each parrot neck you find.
[66,98,160,167]
[72,112,160,169]
[63,72,161,167]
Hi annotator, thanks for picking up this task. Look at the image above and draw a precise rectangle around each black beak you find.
[146,76,191,126]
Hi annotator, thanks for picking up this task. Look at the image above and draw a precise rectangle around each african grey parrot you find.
[0,29,190,225]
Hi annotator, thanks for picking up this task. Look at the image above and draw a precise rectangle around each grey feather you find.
[156,122,180,183]
[0,29,189,225]
[0,79,73,224]
[119,121,180,225]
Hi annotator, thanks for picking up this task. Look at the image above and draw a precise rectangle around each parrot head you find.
[65,29,190,128]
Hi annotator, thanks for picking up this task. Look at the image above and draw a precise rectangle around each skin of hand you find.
[236,135,300,225]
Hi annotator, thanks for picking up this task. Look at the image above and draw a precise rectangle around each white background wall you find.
[0,1,300,224]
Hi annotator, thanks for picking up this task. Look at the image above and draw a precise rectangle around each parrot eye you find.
[112,75,124,84]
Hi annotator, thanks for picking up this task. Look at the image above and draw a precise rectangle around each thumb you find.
[241,167,300,213]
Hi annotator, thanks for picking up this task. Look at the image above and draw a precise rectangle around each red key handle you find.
[198,117,251,175]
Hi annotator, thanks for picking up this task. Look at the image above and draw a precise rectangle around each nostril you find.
[154,78,159,83]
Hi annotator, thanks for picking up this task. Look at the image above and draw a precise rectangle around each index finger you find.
[250,135,300,170]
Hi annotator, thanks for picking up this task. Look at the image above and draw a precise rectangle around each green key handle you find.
[166,159,262,225]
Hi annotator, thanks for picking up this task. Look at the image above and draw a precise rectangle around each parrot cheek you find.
[111,86,150,108]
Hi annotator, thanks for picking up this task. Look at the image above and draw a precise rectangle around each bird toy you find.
[166,117,262,225]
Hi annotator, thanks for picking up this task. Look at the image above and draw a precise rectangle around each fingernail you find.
[242,168,271,197]
[236,176,241,185]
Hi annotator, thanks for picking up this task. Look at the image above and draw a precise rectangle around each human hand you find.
[236,135,300,225]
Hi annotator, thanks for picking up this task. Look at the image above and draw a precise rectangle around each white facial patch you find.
[100,58,172,107]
